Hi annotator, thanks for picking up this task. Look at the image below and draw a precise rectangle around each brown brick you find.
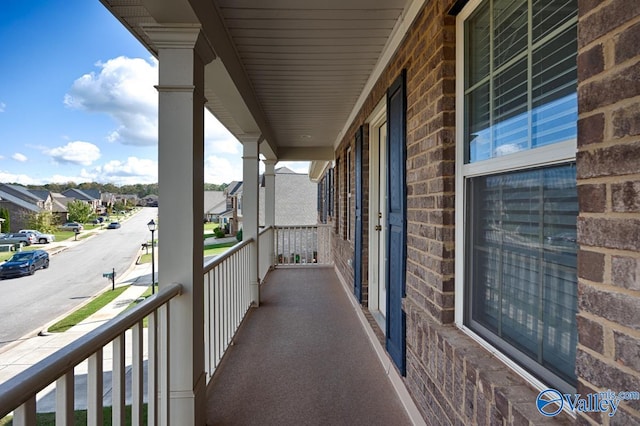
[577,314,604,353]
[579,282,640,331]
[612,181,640,212]
[610,408,640,425]
[577,113,605,147]
[615,21,640,64]
[578,184,606,213]
[613,102,640,138]
[614,331,640,372]
[578,61,640,113]
[576,349,640,411]
[577,141,640,179]
[578,0,602,17]
[578,0,640,47]
[612,255,640,290]
[494,385,533,419]
[578,43,604,80]
[576,381,604,424]
[578,250,605,282]
[578,217,640,251]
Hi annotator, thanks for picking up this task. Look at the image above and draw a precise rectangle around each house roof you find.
[28,190,51,201]
[62,188,99,201]
[50,193,72,213]
[226,181,243,197]
[0,184,42,204]
[0,189,42,213]
[204,191,226,215]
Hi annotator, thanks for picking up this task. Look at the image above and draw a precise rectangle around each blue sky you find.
[0,1,307,186]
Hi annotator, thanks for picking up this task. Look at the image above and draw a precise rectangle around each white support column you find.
[263,159,276,268]
[241,137,260,306]
[143,24,214,426]
[263,160,276,227]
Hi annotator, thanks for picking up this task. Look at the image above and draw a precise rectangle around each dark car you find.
[0,250,49,279]
[107,222,121,229]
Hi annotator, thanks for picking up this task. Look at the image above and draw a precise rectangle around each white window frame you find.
[454,0,578,394]
[346,146,352,241]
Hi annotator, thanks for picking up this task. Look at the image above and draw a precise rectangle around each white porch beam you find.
[241,136,261,306]
[263,160,276,227]
[143,23,214,426]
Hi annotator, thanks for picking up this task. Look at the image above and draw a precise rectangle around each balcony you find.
[0,226,419,425]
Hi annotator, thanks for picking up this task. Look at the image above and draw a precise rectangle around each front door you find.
[369,119,388,331]
[354,127,363,303]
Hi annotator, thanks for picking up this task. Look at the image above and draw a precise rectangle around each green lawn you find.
[47,286,130,333]
[204,241,236,257]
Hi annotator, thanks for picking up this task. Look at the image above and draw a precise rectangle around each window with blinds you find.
[457,0,578,394]
[468,164,578,389]
[464,0,578,163]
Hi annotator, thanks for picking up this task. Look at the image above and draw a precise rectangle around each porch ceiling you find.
[100,0,417,161]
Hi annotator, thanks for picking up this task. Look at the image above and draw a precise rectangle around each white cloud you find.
[46,141,101,166]
[12,153,27,162]
[0,102,5,112]
[204,112,240,155]
[64,56,158,146]
[82,157,158,186]
[0,171,38,185]
[205,155,243,184]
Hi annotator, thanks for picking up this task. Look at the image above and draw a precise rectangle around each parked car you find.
[59,222,84,232]
[18,229,55,244]
[0,232,37,246]
[91,217,105,224]
[107,222,121,229]
[0,250,49,279]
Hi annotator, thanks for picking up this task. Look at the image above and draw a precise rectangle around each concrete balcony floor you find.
[206,267,412,425]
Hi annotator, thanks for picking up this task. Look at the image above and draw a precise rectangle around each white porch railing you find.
[259,226,274,281]
[274,225,332,266]
[0,283,182,425]
[203,237,255,380]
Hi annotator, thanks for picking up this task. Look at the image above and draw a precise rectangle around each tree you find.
[67,200,94,224]
[26,211,56,232]
[0,207,9,233]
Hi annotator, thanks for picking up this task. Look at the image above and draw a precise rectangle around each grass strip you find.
[47,285,130,333]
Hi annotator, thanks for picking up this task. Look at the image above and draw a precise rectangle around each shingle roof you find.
[0,190,42,213]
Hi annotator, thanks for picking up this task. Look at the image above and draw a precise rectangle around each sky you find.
[0,1,308,187]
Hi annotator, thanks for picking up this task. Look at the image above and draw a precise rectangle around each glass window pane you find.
[533,0,577,43]
[493,58,529,156]
[494,0,528,67]
[470,164,578,386]
[532,26,578,147]
[466,1,491,86]
[467,82,491,162]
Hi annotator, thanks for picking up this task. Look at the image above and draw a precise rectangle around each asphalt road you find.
[0,207,158,350]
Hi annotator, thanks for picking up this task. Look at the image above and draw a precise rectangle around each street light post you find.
[147,219,156,294]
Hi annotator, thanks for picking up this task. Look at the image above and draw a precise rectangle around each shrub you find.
[236,229,243,242]
[214,228,225,238]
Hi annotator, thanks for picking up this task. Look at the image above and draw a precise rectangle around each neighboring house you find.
[101,192,117,210]
[139,194,158,207]
[50,193,71,223]
[0,184,45,209]
[204,191,226,223]
[61,188,101,213]
[258,167,318,226]
[223,181,243,235]
[0,187,42,232]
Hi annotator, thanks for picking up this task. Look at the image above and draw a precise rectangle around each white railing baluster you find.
[132,321,143,426]
[56,370,74,426]
[0,284,181,424]
[159,302,170,426]
[148,310,158,426]
[112,334,126,426]
[87,349,103,426]
[13,396,36,426]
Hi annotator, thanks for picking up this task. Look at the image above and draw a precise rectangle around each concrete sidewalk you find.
[0,254,154,404]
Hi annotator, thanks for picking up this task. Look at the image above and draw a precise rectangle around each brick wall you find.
[326,0,640,424]
[576,0,640,424]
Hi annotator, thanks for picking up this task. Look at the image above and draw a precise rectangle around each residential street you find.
[0,207,157,350]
